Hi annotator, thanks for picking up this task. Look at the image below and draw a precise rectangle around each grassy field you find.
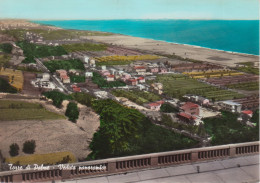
[0,68,23,90]
[5,151,76,165]
[112,90,162,105]
[62,42,107,52]
[43,59,85,73]
[0,100,65,121]
[151,74,244,101]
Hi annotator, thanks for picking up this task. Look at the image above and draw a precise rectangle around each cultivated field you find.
[0,100,65,121]
[183,70,244,79]
[152,74,244,101]
[112,90,162,105]
[0,98,100,161]
[0,68,23,90]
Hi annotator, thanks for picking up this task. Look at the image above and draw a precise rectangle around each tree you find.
[160,103,179,113]
[251,109,259,124]
[23,140,36,154]
[9,143,19,157]
[65,102,79,122]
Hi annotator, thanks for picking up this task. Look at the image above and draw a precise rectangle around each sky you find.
[0,0,259,20]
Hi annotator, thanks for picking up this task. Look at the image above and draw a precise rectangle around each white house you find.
[84,56,90,64]
[85,72,93,78]
[221,101,242,113]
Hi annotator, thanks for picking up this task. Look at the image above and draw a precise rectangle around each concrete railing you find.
[0,141,259,183]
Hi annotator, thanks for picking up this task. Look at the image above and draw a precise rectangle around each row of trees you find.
[9,140,36,156]
[16,41,67,63]
[43,59,85,73]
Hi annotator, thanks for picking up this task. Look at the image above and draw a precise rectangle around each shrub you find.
[0,43,13,54]
[23,140,36,154]
[9,143,19,157]
[65,102,79,122]
[43,91,72,108]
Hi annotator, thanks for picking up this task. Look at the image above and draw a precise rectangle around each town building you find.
[146,101,164,111]
[61,75,70,84]
[220,101,242,113]
[71,85,81,92]
[151,83,163,95]
[134,66,146,74]
[177,112,197,124]
[85,72,93,78]
[127,78,138,86]
[180,102,200,116]
[137,77,145,83]
[106,75,115,81]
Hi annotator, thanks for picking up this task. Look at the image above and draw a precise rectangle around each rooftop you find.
[222,100,241,106]
[181,102,199,109]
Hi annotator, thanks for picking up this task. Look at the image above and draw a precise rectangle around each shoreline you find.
[83,34,259,67]
[9,20,259,67]
[33,20,260,57]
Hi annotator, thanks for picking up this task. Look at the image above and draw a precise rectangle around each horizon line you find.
[0,18,259,21]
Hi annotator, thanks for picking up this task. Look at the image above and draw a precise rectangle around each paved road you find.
[35,58,69,93]
[56,154,259,183]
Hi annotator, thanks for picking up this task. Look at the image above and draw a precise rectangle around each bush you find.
[65,102,79,122]
[0,78,17,93]
[23,140,36,154]
[9,143,19,157]
[71,92,95,107]
[43,91,72,108]
[160,103,179,113]
[0,43,13,54]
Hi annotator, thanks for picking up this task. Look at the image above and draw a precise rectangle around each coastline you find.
[30,20,260,67]
[83,34,259,67]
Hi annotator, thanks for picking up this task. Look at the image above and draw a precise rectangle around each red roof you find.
[106,75,114,78]
[178,112,196,120]
[138,77,145,80]
[134,66,146,69]
[73,87,81,92]
[242,110,253,115]
[181,102,199,109]
[156,101,164,105]
[61,75,69,79]
[149,103,161,107]
[128,78,137,82]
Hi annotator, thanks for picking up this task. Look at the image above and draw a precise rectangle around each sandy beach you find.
[85,34,259,67]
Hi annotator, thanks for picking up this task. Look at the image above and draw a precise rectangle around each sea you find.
[34,20,259,55]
